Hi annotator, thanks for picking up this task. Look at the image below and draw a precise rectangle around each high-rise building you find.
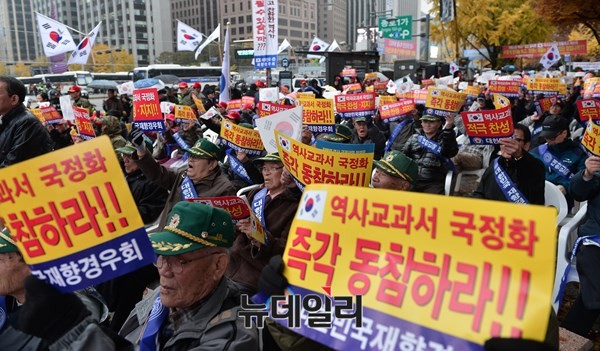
[317,0,347,48]
[0,0,38,68]
[220,0,318,67]
[171,0,220,51]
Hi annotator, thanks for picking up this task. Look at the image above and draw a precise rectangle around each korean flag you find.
[297,190,328,223]
[540,44,561,69]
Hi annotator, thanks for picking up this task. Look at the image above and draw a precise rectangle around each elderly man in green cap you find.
[371,150,419,191]
[117,201,259,350]
[11,203,259,350]
[128,125,236,231]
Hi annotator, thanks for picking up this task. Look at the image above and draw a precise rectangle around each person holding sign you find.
[0,76,52,167]
[0,229,109,351]
[372,150,418,191]
[129,125,236,231]
[350,116,386,160]
[473,124,546,205]
[561,156,600,337]
[402,114,459,194]
[228,153,299,294]
[530,115,587,209]
[12,203,259,350]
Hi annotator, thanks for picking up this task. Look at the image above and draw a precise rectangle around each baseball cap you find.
[225,111,241,122]
[193,82,202,89]
[178,82,189,90]
[374,151,418,184]
[540,115,570,139]
[68,86,81,93]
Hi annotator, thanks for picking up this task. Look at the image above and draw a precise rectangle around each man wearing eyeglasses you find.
[11,202,259,350]
[128,125,236,231]
[473,124,546,204]
[227,153,299,294]
[117,201,258,349]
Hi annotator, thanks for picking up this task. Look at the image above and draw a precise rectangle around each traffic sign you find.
[378,15,412,41]
[281,58,289,68]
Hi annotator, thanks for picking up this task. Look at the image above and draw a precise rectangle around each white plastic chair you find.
[552,201,588,312]
[236,184,261,197]
[571,128,584,140]
[544,181,569,225]
[444,170,454,196]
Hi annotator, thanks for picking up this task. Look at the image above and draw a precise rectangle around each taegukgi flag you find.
[68,22,102,65]
[219,26,231,103]
[540,44,561,69]
[195,24,220,60]
[177,20,203,51]
[319,39,340,63]
[36,12,77,57]
[307,36,329,59]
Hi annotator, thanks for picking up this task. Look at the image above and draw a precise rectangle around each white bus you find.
[28,71,94,94]
[132,64,222,84]
[92,72,132,83]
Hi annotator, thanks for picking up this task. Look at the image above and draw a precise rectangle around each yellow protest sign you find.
[298,92,315,99]
[582,117,600,156]
[425,87,466,118]
[379,95,398,105]
[191,94,206,113]
[526,78,567,95]
[463,86,482,98]
[31,108,44,122]
[0,136,153,292]
[296,98,336,133]
[275,130,373,189]
[282,184,556,350]
[220,120,265,156]
[174,104,197,123]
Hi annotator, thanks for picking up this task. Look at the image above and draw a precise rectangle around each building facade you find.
[317,0,347,49]
[220,0,318,67]
[0,0,38,68]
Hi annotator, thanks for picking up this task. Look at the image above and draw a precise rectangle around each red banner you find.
[501,40,587,58]
[379,99,415,124]
[256,101,294,117]
[488,80,521,98]
[383,39,417,57]
[577,99,600,126]
[133,88,164,131]
[73,106,95,140]
[460,105,514,145]
[40,106,62,124]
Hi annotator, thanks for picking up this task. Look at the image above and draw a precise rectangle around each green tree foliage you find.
[531,0,600,47]
[428,0,554,68]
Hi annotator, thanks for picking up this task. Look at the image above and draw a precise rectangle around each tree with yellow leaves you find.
[13,61,30,77]
[428,0,554,69]
[0,61,9,76]
[68,43,135,72]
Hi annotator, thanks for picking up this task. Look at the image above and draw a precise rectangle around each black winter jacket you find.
[0,105,52,167]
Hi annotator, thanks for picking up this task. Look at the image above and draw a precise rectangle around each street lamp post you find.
[413,15,431,62]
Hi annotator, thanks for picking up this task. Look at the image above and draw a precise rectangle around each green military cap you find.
[0,228,18,254]
[150,201,234,256]
[374,150,419,184]
[184,139,225,161]
[238,122,254,129]
[253,153,281,164]
[420,114,441,122]
[116,140,153,156]
[320,124,352,143]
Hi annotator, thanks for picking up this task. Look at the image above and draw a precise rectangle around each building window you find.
[239,16,244,23]
[240,1,243,10]
[232,28,237,35]
[232,3,235,11]
[246,15,252,22]
[231,17,236,24]
[225,4,227,13]
[239,27,244,34]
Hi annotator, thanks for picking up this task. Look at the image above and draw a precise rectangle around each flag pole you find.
[36,12,87,36]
